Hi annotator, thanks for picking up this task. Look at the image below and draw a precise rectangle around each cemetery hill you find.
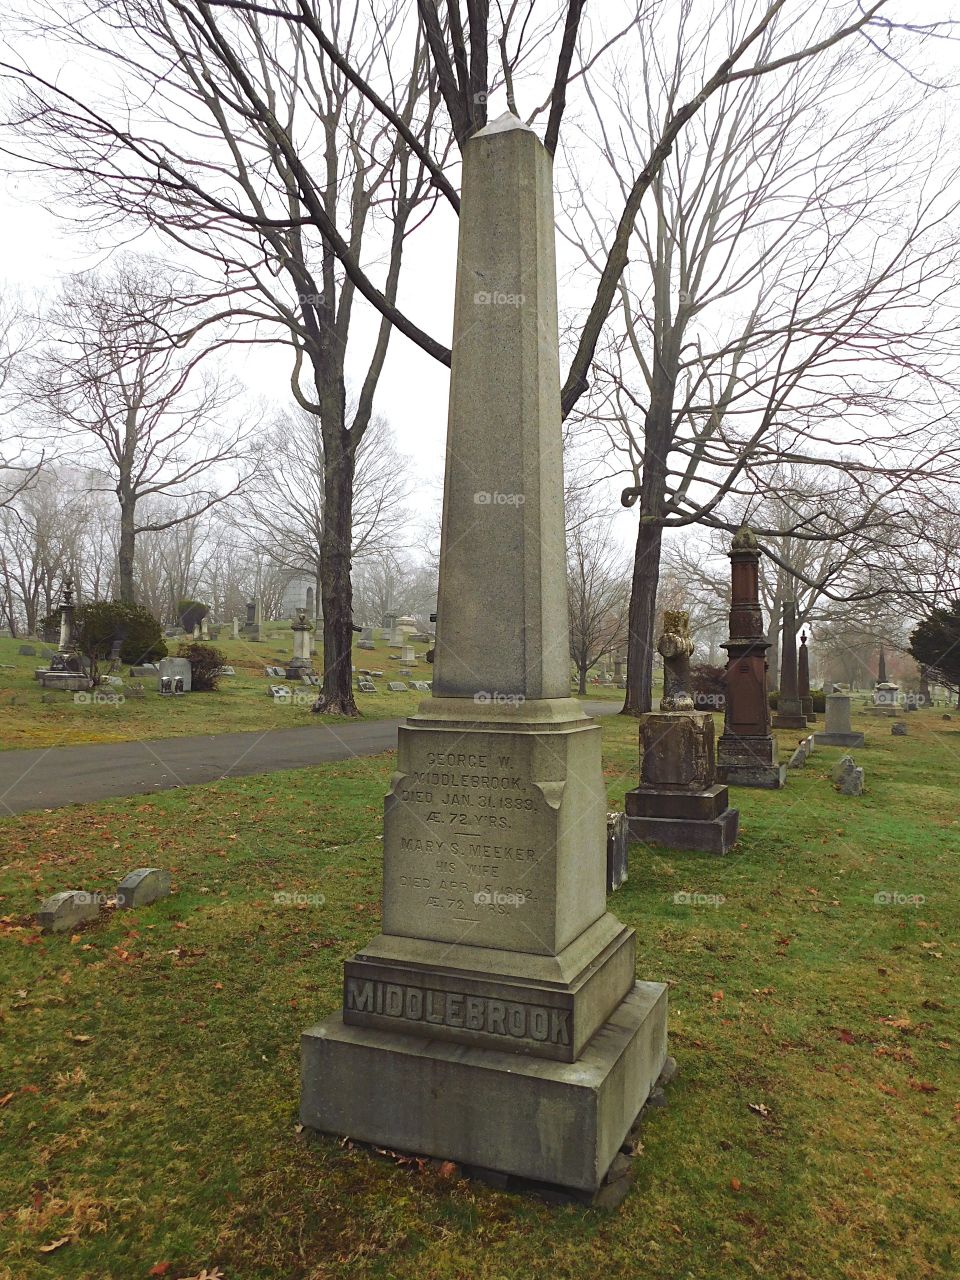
[0,3,958,1279]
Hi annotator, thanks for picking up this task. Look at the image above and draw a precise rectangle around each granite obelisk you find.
[798,630,815,722]
[300,114,667,1197]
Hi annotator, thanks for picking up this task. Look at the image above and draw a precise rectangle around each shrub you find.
[73,601,167,681]
[177,642,227,691]
[178,599,210,632]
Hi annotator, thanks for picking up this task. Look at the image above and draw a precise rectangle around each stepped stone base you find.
[716,735,786,789]
[301,980,668,1193]
[624,784,739,854]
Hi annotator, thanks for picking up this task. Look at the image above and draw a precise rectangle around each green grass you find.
[0,633,621,750]
[0,706,957,1279]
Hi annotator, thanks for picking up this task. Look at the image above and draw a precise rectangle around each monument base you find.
[624,784,739,854]
[771,712,808,729]
[716,735,786,789]
[38,672,91,692]
[814,731,865,748]
[301,980,667,1193]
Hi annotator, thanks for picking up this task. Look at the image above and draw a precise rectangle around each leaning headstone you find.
[815,694,865,748]
[37,889,100,933]
[116,868,171,909]
[891,722,907,736]
[838,766,864,796]
[606,812,629,892]
[787,743,808,769]
[300,112,668,1200]
[832,755,856,784]
[625,611,739,854]
[716,529,786,788]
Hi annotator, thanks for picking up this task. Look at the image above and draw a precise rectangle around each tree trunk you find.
[578,662,587,695]
[313,428,359,717]
[623,519,664,715]
[117,496,136,605]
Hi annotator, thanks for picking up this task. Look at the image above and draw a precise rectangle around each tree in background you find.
[566,493,629,695]
[33,259,251,605]
[910,601,960,701]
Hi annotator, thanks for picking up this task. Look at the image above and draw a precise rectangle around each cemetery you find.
[0,4,958,1280]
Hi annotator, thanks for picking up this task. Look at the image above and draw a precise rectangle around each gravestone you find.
[815,694,864,748]
[838,766,864,796]
[401,644,416,664]
[624,611,739,854]
[360,626,374,642]
[787,743,808,769]
[116,868,171,909]
[772,601,807,729]
[357,678,377,693]
[129,664,159,677]
[716,530,786,788]
[270,684,291,700]
[39,578,90,692]
[158,657,192,694]
[606,812,629,893]
[18,644,36,656]
[301,113,667,1199]
[357,639,375,650]
[285,608,314,680]
[37,889,100,933]
[232,616,240,640]
[798,630,816,722]
[891,721,907,736]
[387,681,408,693]
[832,755,857,784]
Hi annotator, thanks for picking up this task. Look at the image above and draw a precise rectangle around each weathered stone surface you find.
[37,890,101,933]
[772,601,807,729]
[658,611,695,711]
[832,755,857,783]
[787,744,808,769]
[116,868,171,909]
[640,711,716,790]
[891,721,907,735]
[158,657,192,693]
[838,766,864,796]
[302,981,668,1193]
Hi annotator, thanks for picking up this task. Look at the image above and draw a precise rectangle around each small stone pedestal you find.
[625,712,738,854]
[285,609,314,680]
[815,694,864,748]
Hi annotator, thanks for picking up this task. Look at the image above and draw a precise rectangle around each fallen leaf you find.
[711,990,724,1003]
[67,1033,93,1044]
[729,1177,742,1192]
[878,1084,898,1096]
[837,1029,856,1045]
[909,1080,938,1094]
[748,1103,771,1118]
[437,1160,458,1178]
[148,1265,173,1277]
[38,1237,71,1253]
[0,1092,15,1107]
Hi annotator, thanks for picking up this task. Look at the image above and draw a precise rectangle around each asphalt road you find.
[0,701,618,816]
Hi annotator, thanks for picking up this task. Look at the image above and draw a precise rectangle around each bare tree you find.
[566,491,629,695]
[239,405,411,616]
[33,259,251,605]
[567,1,960,710]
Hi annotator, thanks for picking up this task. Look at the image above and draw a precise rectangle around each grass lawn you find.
[0,705,956,1279]
[0,632,624,751]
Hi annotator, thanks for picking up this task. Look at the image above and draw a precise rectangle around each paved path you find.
[0,701,619,816]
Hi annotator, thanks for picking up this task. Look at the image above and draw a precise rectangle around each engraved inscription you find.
[345,977,570,1045]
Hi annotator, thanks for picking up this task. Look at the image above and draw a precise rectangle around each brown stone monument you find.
[716,528,786,789]
[771,600,807,729]
[798,630,815,722]
[625,611,739,854]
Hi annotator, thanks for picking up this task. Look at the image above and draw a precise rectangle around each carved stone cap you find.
[730,526,758,553]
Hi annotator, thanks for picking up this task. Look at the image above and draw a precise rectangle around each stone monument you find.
[38,578,90,692]
[624,611,739,854]
[300,113,668,1199]
[716,529,786,788]
[815,693,864,748]
[771,601,807,729]
[285,609,314,680]
[798,630,816,722]
[241,598,262,642]
[873,645,899,709]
